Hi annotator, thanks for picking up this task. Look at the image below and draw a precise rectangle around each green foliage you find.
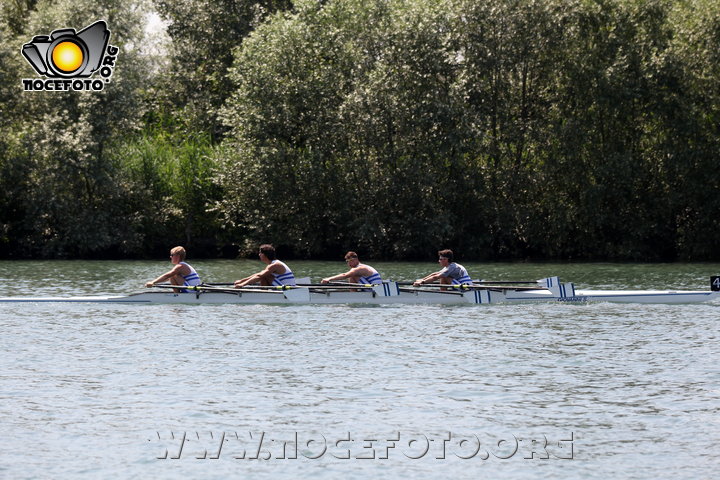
[1,0,719,260]
[216,0,720,260]
[0,0,152,257]
[151,0,294,139]
[113,130,222,255]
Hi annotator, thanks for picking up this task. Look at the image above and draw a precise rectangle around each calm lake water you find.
[1,260,718,479]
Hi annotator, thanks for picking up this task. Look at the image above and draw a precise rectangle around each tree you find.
[0,0,153,257]
[152,0,294,139]
[219,0,481,258]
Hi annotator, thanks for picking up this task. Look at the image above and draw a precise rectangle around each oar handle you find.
[398,283,549,291]
[396,280,539,286]
[149,284,289,293]
[398,283,472,289]
[398,287,465,295]
[194,283,293,289]
[203,281,376,288]
[297,282,375,288]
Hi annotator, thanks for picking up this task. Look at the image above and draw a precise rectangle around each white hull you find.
[1,278,718,305]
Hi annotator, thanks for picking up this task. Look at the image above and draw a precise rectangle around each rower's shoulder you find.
[270,260,289,271]
[357,263,378,273]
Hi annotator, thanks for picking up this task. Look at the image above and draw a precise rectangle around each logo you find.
[21,20,118,92]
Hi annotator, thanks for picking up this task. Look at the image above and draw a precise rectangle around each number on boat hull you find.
[712,276,720,292]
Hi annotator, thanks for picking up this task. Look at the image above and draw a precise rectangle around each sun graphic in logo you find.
[51,41,84,73]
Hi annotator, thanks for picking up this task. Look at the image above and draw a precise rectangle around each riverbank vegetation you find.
[1,0,719,260]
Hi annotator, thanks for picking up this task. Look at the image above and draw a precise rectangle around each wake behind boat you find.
[2,276,719,305]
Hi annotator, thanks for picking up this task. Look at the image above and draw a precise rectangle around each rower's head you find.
[438,249,453,267]
[170,246,186,263]
[344,251,360,268]
[259,244,276,261]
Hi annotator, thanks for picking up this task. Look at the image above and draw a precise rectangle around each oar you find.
[199,282,296,289]
[297,282,377,288]
[396,280,539,286]
[400,283,548,291]
[198,283,294,290]
[149,284,285,294]
[200,282,378,291]
[200,282,374,290]
[398,287,465,295]
[151,283,370,294]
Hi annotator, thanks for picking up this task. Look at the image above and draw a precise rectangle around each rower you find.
[234,244,296,288]
[145,246,202,292]
[321,251,383,287]
[413,249,473,289]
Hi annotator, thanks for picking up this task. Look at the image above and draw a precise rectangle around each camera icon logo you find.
[22,20,110,78]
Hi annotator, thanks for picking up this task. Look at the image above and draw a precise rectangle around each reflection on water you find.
[1,261,718,479]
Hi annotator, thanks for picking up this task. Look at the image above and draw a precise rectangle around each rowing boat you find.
[2,276,719,305]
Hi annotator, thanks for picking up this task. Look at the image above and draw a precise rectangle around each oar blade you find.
[372,281,400,297]
[283,287,310,302]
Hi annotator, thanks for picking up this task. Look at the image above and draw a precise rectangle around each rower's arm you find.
[322,265,372,283]
[235,271,263,287]
[146,265,184,287]
[321,271,350,283]
[233,274,251,287]
[235,264,279,287]
[414,271,442,286]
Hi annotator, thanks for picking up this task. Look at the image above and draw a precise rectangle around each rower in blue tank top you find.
[321,251,383,286]
[145,246,202,292]
[413,249,473,288]
[234,244,297,288]
[270,259,296,286]
[179,262,201,286]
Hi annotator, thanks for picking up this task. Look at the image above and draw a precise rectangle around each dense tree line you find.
[1,0,719,260]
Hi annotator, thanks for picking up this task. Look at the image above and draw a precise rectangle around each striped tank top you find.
[271,260,296,286]
[358,264,382,285]
[445,262,472,285]
[180,262,202,286]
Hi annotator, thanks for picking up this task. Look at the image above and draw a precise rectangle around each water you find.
[1,260,718,479]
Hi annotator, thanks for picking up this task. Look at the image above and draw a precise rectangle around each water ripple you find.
[2,261,719,479]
